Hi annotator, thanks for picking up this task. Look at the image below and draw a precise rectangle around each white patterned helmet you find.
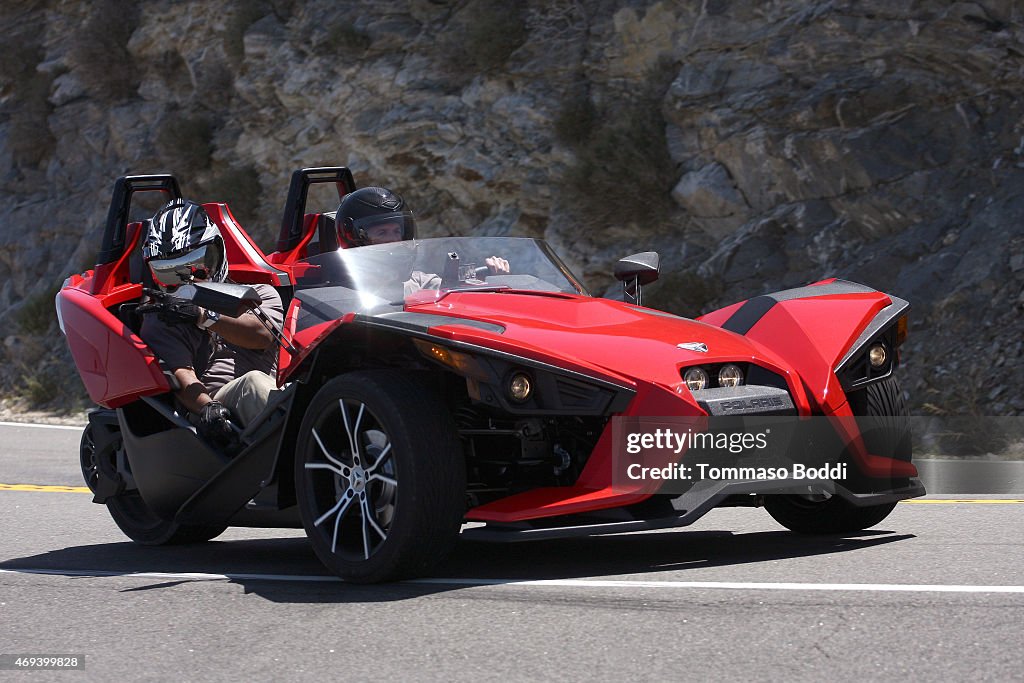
[143,199,227,291]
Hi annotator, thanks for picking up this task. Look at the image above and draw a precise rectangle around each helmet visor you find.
[352,211,416,245]
[148,243,222,290]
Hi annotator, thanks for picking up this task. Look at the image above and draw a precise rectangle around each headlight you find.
[683,367,709,392]
[868,343,887,368]
[508,372,532,402]
[718,364,744,388]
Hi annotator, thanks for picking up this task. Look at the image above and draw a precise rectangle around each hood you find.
[406,291,795,389]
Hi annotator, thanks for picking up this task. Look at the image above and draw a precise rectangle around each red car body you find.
[57,169,923,582]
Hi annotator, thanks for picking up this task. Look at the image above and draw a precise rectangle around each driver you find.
[335,187,510,292]
[139,199,284,448]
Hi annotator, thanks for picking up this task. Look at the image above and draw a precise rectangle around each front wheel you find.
[295,371,465,583]
[764,377,909,533]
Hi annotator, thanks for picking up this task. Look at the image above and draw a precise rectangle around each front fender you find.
[699,279,907,412]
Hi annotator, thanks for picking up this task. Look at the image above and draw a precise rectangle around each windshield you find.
[293,237,589,308]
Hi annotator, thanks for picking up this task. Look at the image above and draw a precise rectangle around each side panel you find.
[92,221,144,296]
[267,214,320,266]
[57,287,169,408]
[204,203,293,286]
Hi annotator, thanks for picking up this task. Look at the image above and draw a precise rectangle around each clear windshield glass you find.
[293,237,588,307]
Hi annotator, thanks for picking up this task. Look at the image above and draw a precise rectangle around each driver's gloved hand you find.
[156,300,203,326]
[138,297,203,326]
[197,400,236,448]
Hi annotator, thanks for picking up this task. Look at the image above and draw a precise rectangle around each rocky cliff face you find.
[1,0,1022,415]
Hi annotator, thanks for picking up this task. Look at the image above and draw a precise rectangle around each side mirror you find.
[178,282,262,317]
[613,251,660,305]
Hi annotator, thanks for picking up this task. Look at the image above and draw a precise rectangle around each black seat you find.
[317,212,338,252]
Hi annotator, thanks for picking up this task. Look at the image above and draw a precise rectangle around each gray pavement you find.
[0,423,1022,681]
[915,458,1024,494]
[0,421,84,486]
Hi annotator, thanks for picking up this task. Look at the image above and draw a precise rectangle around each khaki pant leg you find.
[213,370,277,427]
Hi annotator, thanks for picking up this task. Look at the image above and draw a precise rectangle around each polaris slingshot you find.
[57,168,924,582]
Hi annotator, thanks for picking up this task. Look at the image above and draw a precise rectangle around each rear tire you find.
[763,493,898,534]
[81,424,227,545]
[295,370,465,583]
[108,494,228,546]
[764,377,909,534]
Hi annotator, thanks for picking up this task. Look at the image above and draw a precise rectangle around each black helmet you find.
[142,199,227,291]
[336,187,416,247]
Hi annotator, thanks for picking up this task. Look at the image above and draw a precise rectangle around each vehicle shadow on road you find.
[0,526,914,603]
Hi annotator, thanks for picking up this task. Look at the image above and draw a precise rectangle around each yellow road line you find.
[0,484,1021,503]
[0,483,91,493]
[900,499,1024,504]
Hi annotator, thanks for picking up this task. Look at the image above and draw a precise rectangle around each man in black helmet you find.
[139,199,284,449]
[336,186,417,247]
[335,187,510,279]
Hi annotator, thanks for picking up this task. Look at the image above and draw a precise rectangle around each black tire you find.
[80,424,227,545]
[295,370,465,583]
[764,377,909,533]
[108,494,228,545]
[80,425,101,493]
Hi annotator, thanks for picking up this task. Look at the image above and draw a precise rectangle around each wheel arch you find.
[701,279,910,410]
[270,324,463,505]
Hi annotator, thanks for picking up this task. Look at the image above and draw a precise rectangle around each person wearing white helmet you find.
[139,199,284,449]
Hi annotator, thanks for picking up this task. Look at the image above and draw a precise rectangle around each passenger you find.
[334,187,509,293]
[335,186,417,247]
[139,199,284,448]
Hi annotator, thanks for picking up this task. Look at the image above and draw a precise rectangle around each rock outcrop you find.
[1,0,1021,415]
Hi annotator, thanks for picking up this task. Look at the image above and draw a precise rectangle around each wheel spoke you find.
[361,495,388,541]
[304,462,348,477]
[314,489,354,528]
[359,494,371,559]
[329,492,357,555]
[368,473,397,488]
[339,400,366,467]
[312,427,350,474]
[366,443,392,474]
[353,403,365,439]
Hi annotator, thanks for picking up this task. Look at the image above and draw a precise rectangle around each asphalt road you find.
[1,422,1022,681]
